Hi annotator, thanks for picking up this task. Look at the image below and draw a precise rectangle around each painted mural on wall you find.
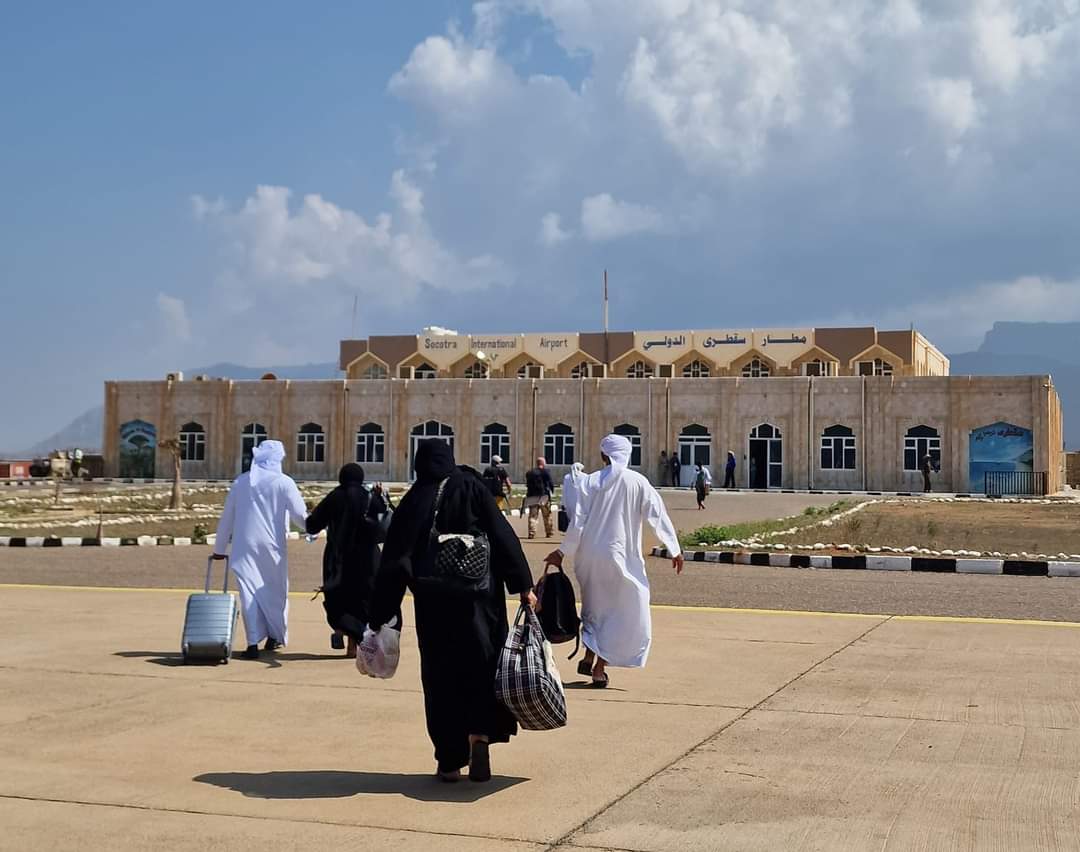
[968,421,1033,492]
[119,420,156,478]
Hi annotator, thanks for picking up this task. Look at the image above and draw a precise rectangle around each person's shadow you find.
[195,770,526,803]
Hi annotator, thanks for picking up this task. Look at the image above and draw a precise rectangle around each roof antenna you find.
[351,294,358,339]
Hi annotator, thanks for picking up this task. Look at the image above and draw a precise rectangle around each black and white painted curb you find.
[651,546,1080,577]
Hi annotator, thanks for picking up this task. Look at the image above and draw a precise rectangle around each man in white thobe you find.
[212,440,307,659]
[546,434,683,687]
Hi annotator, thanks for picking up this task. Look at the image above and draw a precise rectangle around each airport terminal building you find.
[104,326,1064,493]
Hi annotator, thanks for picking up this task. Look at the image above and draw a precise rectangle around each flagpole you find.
[603,269,609,370]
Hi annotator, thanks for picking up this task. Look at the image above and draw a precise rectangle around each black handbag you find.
[412,478,491,596]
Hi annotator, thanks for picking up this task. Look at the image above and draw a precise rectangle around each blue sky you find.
[3,1,1080,451]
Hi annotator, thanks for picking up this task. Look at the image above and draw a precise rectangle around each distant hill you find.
[978,322,1080,364]
[11,361,339,457]
[949,321,1078,448]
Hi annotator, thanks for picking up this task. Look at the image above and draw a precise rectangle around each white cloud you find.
[925,77,979,139]
[156,293,191,342]
[581,193,664,241]
[619,9,803,173]
[192,173,509,304]
[539,212,571,246]
[190,1,1080,363]
[388,31,516,121]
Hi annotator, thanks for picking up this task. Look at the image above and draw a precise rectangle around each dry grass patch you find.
[776,500,1080,556]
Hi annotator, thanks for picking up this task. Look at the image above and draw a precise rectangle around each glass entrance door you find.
[748,423,782,488]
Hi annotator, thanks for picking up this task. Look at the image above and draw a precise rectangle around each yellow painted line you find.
[4,583,1080,629]
[652,603,885,620]
[893,613,1080,629]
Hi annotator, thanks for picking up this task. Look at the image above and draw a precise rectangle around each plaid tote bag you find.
[495,605,567,731]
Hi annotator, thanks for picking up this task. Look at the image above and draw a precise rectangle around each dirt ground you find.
[775,499,1080,556]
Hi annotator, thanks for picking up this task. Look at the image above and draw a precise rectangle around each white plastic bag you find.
[355,616,401,679]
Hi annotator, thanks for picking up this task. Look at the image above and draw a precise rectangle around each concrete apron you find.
[2,588,1080,851]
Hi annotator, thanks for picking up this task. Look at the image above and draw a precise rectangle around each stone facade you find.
[104,373,1063,494]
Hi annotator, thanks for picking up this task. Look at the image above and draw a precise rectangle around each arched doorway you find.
[241,423,267,473]
[410,421,454,480]
[119,420,156,478]
[748,423,782,488]
[677,424,711,487]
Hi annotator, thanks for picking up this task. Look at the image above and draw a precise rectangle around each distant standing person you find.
[524,456,555,539]
[482,455,511,512]
[212,440,307,659]
[657,451,669,487]
[670,453,682,489]
[694,464,711,510]
[921,452,935,493]
[723,451,736,489]
[304,463,390,656]
[71,448,84,479]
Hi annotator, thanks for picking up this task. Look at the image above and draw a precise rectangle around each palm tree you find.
[160,438,183,510]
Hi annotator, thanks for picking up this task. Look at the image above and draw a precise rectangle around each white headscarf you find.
[599,434,632,485]
[250,439,285,487]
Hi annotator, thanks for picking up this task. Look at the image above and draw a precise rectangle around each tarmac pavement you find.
[4,585,1080,850]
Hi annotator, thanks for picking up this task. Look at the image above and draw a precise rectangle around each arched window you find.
[741,358,770,378]
[480,422,511,466]
[413,362,437,379]
[517,361,538,378]
[857,358,894,377]
[904,425,941,471]
[544,423,575,466]
[179,421,205,462]
[682,360,710,378]
[570,361,593,379]
[464,359,490,379]
[613,423,642,467]
[625,360,654,379]
[820,424,856,470]
[355,422,384,464]
[410,421,455,479]
[802,359,835,377]
[297,422,325,463]
[361,363,388,380]
[241,422,267,473]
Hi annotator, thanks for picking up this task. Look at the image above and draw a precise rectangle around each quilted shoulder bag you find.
[414,477,491,596]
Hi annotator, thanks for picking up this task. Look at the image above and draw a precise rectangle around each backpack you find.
[482,468,503,497]
[534,564,581,658]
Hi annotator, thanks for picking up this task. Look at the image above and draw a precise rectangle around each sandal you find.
[590,672,610,689]
[577,659,593,678]
[330,632,345,651]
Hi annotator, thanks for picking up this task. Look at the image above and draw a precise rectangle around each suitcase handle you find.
[206,555,230,594]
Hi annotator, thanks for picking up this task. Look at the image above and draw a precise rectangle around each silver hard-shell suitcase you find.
[181,557,239,664]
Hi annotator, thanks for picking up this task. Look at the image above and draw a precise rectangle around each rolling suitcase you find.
[181,556,239,664]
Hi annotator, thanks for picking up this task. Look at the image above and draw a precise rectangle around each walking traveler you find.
[369,440,536,783]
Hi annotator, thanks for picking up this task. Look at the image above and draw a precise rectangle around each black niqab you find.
[371,438,534,773]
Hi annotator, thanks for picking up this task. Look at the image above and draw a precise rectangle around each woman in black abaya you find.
[369,439,535,783]
[306,463,390,655]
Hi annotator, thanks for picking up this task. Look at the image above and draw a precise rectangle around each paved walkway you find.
[3,586,1080,850]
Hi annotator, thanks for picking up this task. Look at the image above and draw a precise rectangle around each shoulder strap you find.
[429,477,449,537]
